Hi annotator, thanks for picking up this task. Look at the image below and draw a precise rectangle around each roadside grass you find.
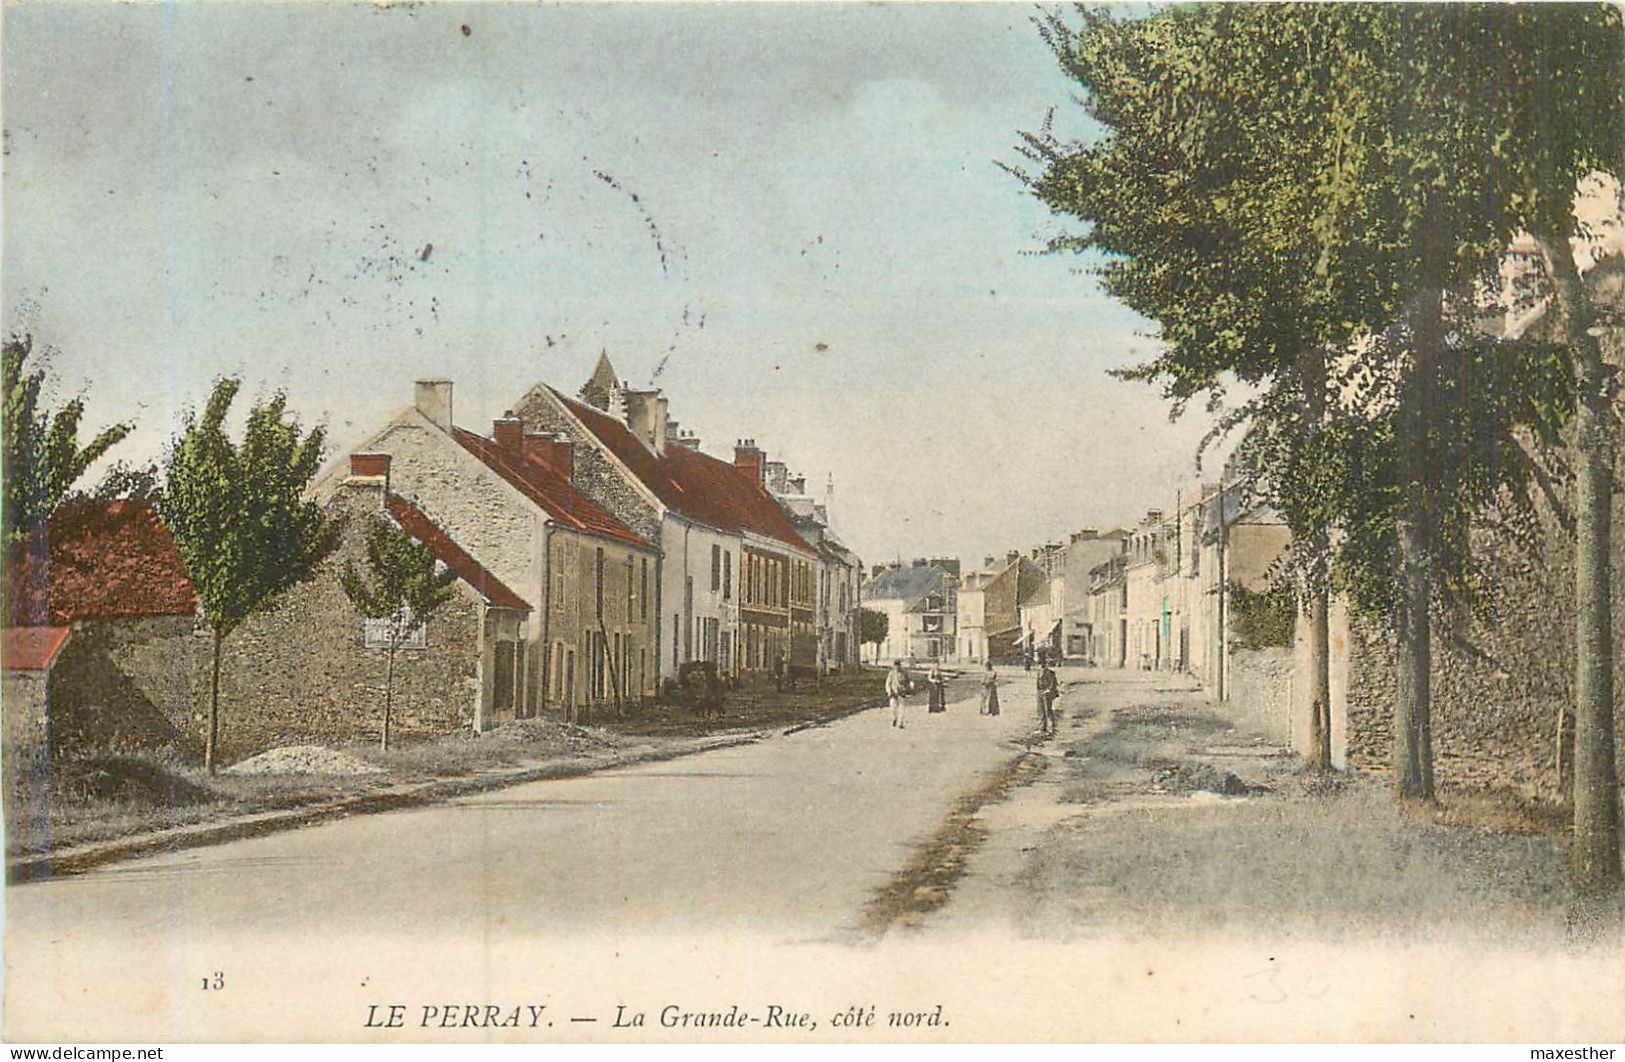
[1032,777,1571,939]
[1017,686,1581,941]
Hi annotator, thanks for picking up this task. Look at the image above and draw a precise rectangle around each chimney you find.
[912,558,927,568]
[984,555,995,569]
[524,432,574,480]
[493,416,523,452]
[672,428,701,450]
[764,461,789,495]
[1006,550,1020,565]
[347,453,391,506]
[734,439,764,487]
[623,389,669,454]
[415,379,453,432]
[786,475,806,496]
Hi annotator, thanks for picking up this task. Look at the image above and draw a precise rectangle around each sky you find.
[2,1,1233,568]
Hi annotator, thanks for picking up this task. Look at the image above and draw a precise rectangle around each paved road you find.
[7,673,1039,1012]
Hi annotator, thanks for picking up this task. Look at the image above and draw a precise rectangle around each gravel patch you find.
[226,745,386,776]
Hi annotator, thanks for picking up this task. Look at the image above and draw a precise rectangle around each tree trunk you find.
[1394,515,1435,800]
[206,628,223,775]
[1300,347,1333,771]
[1394,287,1442,803]
[1538,231,1621,898]
[1306,577,1333,770]
[382,641,396,752]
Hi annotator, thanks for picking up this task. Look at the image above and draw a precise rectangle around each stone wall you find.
[510,388,663,542]
[210,486,486,760]
[2,669,51,756]
[48,487,490,764]
[1339,489,1625,803]
[370,418,544,611]
[50,615,202,757]
[1225,647,1294,747]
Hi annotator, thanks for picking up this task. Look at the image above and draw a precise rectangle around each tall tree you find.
[1019,4,1581,799]
[341,519,457,751]
[1479,3,1625,899]
[2,335,131,548]
[160,379,329,773]
[858,607,889,663]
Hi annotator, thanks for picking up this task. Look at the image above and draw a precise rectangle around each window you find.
[364,607,426,650]
[640,558,649,620]
[711,544,721,592]
[613,632,624,700]
[595,547,605,619]
[723,551,732,600]
[626,555,635,619]
[673,614,680,669]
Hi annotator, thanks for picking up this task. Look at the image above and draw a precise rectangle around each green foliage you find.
[1228,582,1295,651]
[857,607,888,647]
[159,377,330,636]
[341,519,458,647]
[1019,2,1606,622]
[2,334,132,547]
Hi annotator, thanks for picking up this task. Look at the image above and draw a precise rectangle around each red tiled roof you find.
[4,501,198,627]
[551,389,813,554]
[450,428,652,550]
[2,626,71,671]
[384,494,531,612]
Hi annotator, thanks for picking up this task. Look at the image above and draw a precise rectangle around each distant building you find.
[861,561,956,663]
[509,358,821,680]
[955,552,1046,664]
[1060,529,1128,660]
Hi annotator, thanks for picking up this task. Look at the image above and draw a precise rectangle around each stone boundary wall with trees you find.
[1340,489,1625,804]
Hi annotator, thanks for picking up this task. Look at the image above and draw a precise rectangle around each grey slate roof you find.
[864,565,948,605]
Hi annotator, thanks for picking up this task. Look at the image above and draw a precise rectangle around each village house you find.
[314,378,660,723]
[955,551,1046,664]
[861,560,956,664]
[1017,566,1064,662]
[2,500,199,759]
[507,355,819,682]
[1085,552,1129,667]
[1060,529,1128,660]
[769,472,863,672]
[0,481,548,764]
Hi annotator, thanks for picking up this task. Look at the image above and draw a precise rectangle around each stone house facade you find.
[507,360,819,682]
[314,378,659,723]
[1060,529,1128,659]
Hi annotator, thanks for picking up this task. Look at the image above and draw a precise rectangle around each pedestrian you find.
[887,660,911,729]
[1037,662,1060,735]
[927,664,946,713]
[980,661,1000,716]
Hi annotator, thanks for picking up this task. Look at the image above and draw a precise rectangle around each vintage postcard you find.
[3,0,1623,1046]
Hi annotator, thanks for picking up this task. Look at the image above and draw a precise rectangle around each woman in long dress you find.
[980,661,1000,716]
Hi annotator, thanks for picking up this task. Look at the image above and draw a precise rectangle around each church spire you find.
[580,350,619,410]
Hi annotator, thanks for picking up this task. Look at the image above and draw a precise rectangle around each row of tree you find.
[1017,4,1621,899]
[2,338,451,767]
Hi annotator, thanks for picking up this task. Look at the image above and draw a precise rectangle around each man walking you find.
[1037,662,1060,736]
[887,660,912,729]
